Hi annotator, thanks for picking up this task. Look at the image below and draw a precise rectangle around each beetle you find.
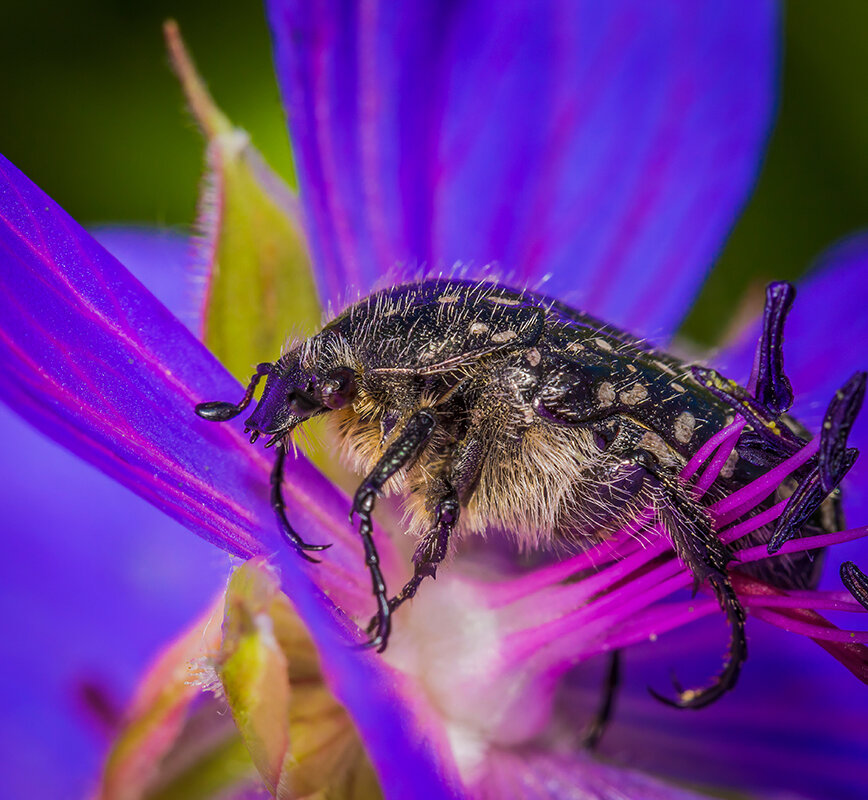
[195,278,864,719]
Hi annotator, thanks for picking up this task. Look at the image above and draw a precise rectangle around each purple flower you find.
[2,2,868,799]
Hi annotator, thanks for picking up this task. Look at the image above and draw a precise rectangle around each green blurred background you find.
[1,1,866,345]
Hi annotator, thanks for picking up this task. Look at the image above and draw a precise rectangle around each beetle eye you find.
[319,367,357,410]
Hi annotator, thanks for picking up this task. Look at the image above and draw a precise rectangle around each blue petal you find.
[0,407,230,800]
[268,0,776,340]
[0,155,463,799]
[0,226,229,799]
[91,226,199,333]
[565,620,868,799]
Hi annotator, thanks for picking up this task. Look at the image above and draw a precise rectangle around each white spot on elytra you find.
[674,411,696,443]
[486,295,521,306]
[671,382,687,393]
[525,348,541,367]
[491,329,517,343]
[598,382,616,407]
[620,383,648,405]
[720,448,739,479]
[594,337,613,352]
[469,321,490,336]
[438,295,459,304]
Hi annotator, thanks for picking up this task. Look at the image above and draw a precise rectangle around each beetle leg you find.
[352,409,438,651]
[389,486,460,615]
[394,435,488,608]
[648,572,746,710]
[646,459,746,709]
[270,443,332,561]
[603,419,747,709]
[367,435,487,635]
[581,650,621,749]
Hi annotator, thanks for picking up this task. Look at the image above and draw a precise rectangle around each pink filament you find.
[750,609,868,643]
[475,392,868,691]
[710,438,819,524]
[483,531,639,609]
[692,423,743,495]
[681,418,745,481]
[743,593,865,612]
[733,525,868,563]
[719,499,787,545]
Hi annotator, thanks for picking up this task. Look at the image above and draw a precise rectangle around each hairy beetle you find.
[196,279,864,716]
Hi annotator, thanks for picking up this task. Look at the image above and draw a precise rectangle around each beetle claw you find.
[650,575,746,710]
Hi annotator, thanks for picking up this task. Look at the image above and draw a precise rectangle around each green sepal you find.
[165,20,321,380]
[217,559,381,800]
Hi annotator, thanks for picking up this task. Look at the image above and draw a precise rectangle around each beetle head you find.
[244,351,358,441]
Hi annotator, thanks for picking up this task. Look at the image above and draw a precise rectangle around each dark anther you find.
[690,366,801,454]
[195,362,273,422]
[768,448,858,554]
[649,574,746,709]
[735,429,794,468]
[754,282,796,416]
[769,372,865,554]
[762,373,863,554]
[819,372,866,493]
[768,461,821,554]
[841,561,868,612]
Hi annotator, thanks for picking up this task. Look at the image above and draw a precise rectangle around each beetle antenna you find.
[195,362,273,422]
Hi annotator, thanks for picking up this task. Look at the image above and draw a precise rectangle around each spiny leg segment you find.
[383,433,487,619]
[636,285,793,708]
[392,486,460,614]
[351,409,437,651]
[633,444,748,709]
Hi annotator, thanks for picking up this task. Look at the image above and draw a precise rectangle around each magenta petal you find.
[713,234,868,532]
[268,0,776,339]
[0,155,463,799]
